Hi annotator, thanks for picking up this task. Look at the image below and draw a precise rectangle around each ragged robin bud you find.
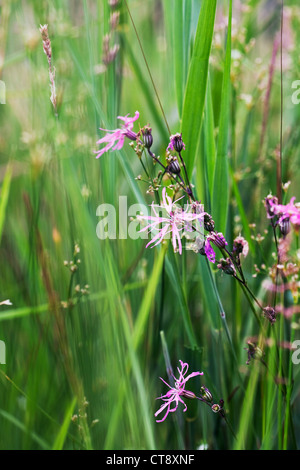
[278,217,290,238]
[142,126,153,149]
[168,133,185,153]
[217,258,236,276]
[199,386,213,404]
[168,158,181,175]
[203,213,215,232]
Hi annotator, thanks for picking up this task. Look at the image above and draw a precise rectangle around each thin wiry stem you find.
[278,0,283,205]
[146,147,193,198]
[123,0,171,136]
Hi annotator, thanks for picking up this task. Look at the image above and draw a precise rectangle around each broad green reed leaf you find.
[170,0,191,118]
[204,75,216,202]
[0,164,12,245]
[260,344,278,450]
[212,0,232,235]
[181,0,217,178]
[172,0,184,117]
[234,361,260,450]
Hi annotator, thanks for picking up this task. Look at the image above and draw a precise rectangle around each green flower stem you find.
[237,281,262,328]
[177,151,195,201]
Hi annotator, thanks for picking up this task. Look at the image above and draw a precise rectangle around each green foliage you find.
[0,0,300,451]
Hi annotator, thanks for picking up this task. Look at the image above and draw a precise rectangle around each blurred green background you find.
[0,0,300,450]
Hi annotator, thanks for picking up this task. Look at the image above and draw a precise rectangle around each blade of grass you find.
[104,240,156,449]
[172,0,184,117]
[133,245,167,349]
[212,0,232,235]
[229,166,255,254]
[165,249,198,349]
[233,363,260,450]
[0,164,12,245]
[52,397,77,450]
[0,408,50,450]
[0,282,147,322]
[180,0,217,178]
[204,74,216,203]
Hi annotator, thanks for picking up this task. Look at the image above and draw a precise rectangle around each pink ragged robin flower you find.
[138,188,204,255]
[155,360,203,423]
[267,196,300,228]
[95,111,139,158]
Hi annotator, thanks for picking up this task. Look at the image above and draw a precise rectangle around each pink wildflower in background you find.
[270,197,300,227]
[95,111,139,158]
[155,360,203,423]
[265,195,300,228]
[138,188,204,255]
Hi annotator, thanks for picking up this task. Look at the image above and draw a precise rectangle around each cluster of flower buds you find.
[199,386,225,417]
[197,210,253,290]
[94,111,281,327]
[95,111,196,199]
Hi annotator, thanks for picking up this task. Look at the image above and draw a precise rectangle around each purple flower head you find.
[155,360,203,423]
[95,111,139,158]
[264,194,278,219]
[204,239,216,263]
[167,133,185,153]
[138,188,204,255]
[204,232,228,263]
